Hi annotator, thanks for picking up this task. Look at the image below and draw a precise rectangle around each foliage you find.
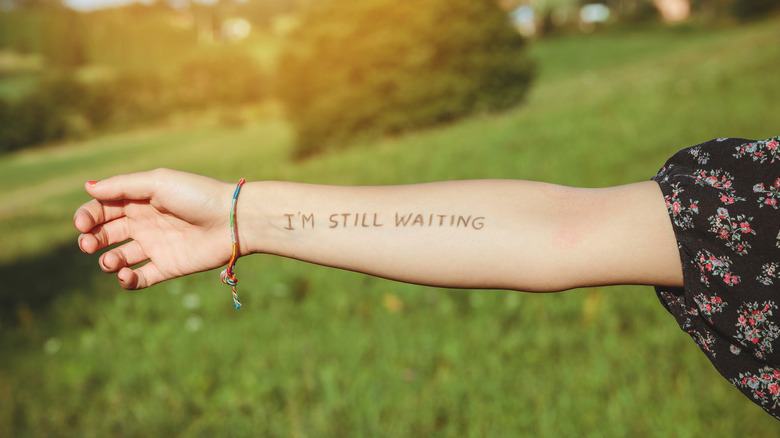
[0,9,46,53]
[1,1,291,73]
[276,0,535,158]
[602,0,660,23]
[730,0,780,19]
[0,48,267,153]
[0,4,275,154]
[176,46,268,107]
[40,8,88,70]
[82,4,199,74]
[0,74,91,151]
[0,73,132,152]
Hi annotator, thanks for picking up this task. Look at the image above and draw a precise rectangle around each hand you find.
[74,169,237,289]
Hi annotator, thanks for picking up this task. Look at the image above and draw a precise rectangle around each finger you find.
[99,240,148,273]
[80,217,131,254]
[100,241,148,272]
[74,199,126,234]
[85,170,166,202]
[117,263,166,290]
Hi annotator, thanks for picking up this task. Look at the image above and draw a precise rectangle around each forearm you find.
[237,179,682,291]
[74,169,682,291]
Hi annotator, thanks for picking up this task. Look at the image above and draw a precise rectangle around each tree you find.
[276,0,535,158]
[41,8,88,70]
[730,0,780,19]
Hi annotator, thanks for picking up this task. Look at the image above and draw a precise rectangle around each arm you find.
[74,169,683,291]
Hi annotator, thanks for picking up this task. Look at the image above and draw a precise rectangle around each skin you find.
[73,168,684,291]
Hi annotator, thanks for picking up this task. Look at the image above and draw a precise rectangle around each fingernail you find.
[99,254,109,271]
[77,235,86,253]
[87,180,99,186]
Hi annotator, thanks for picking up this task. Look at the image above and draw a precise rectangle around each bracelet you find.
[221,178,246,309]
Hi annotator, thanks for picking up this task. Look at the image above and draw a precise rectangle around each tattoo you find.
[283,212,485,230]
[329,213,384,228]
[394,213,485,230]
[284,212,315,230]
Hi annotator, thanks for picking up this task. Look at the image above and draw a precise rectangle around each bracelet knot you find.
[220,269,237,287]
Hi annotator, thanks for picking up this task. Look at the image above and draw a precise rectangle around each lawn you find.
[1,18,779,437]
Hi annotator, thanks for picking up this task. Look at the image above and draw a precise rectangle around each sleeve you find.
[652,136,780,420]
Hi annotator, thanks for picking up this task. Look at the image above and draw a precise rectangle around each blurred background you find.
[1,0,779,435]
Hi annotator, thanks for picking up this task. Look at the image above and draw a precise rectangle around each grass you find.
[2,18,780,437]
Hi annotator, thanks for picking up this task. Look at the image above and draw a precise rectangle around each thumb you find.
[85,169,167,201]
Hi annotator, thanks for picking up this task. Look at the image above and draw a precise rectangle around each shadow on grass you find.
[0,242,102,327]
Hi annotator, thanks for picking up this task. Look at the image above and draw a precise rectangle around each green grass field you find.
[2,18,780,436]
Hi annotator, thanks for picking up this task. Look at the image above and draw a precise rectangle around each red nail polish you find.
[87,180,99,186]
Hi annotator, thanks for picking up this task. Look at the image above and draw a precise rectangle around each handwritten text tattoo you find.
[283,212,486,231]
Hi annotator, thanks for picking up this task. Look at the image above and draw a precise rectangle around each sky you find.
[64,0,153,11]
[63,0,220,12]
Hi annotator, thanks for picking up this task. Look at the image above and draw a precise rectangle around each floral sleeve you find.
[652,136,780,421]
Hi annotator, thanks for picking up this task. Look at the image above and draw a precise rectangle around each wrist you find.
[234,180,277,257]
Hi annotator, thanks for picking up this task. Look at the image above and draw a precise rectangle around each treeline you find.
[1,0,536,157]
[532,0,780,22]
[1,0,777,156]
[0,46,268,152]
[0,5,270,152]
[705,0,780,20]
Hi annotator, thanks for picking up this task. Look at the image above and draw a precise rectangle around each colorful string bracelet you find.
[221,178,245,310]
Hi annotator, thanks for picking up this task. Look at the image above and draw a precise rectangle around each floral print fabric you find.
[653,136,780,420]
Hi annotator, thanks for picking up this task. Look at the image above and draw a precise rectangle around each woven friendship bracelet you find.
[221,178,246,309]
